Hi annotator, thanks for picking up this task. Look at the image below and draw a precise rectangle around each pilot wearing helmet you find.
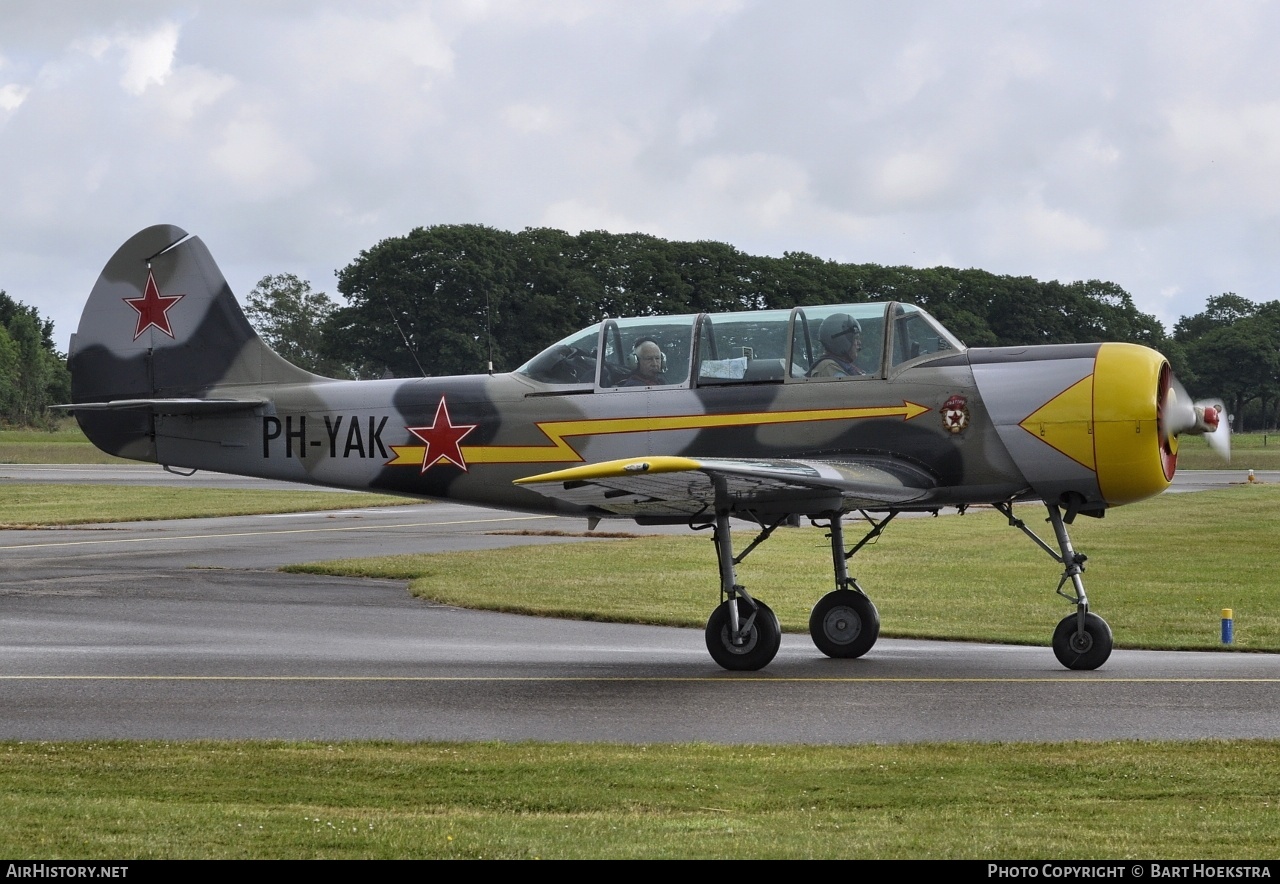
[809,313,865,378]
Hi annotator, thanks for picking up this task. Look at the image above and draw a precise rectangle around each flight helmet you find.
[819,313,861,359]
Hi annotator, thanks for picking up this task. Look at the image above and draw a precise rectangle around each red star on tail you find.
[408,397,478,473]
[123,271,185,340]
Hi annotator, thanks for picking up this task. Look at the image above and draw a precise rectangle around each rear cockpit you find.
[515,301,965,390]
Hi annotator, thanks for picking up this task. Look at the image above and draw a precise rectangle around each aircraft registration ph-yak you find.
[62,225,1228,672]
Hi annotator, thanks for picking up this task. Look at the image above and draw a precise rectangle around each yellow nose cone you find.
[1092,343,1173,506]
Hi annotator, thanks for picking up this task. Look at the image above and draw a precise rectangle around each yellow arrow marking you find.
[388,401,930,467]
[1019,376,1096,470]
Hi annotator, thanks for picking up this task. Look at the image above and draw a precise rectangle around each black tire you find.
[809,589,880,658]
[705,598,782,671]
[1052,612,1113,670]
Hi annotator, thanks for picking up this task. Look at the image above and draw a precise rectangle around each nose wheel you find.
[1052,612,1112,670]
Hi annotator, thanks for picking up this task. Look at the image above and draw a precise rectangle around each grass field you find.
[4,740,1280,859]
[0,425,129,464]
[0,483,411,526]
[1177,430,1280,470]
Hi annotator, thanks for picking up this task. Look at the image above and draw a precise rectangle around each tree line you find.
[280,224,1173,381]
[1169,294,1280,432]
[0,224,1272,430]
[0,291,70,429]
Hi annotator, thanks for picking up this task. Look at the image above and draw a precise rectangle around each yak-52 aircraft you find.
[63,225,1228,671]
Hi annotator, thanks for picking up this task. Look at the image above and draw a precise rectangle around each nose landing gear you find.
[996,501,1114,671]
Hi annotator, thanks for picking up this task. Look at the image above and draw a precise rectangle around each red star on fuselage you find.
[124,270,185,340]
[407,397,478,473]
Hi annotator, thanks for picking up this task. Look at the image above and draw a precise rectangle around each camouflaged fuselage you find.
[67,225,1180,522]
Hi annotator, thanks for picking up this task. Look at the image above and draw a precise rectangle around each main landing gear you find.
[699,501,1114,672]
[699,508,892,671]
[995,501,1114,671]
[702,511,783,670]
[807,511,888,660]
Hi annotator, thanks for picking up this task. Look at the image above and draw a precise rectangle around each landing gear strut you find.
[996,501,1114,670]
[702,510,782,671]
[808,512,885,659]
[698,508,892,671]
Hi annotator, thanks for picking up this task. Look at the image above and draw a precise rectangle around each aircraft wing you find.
[514,455,936,518]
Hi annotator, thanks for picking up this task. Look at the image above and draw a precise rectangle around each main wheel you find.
[1051,612,1113,670]
[809,589,880,658]
[705,598,782,671]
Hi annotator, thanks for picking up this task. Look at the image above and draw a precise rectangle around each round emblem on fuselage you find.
[941,395,970,434]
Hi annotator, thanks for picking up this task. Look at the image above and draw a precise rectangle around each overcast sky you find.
[4,0,1279,350]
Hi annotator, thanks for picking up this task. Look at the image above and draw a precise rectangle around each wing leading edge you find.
[514,455,936,519]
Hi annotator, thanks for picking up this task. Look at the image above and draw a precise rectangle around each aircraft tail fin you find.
[68,225,319,460]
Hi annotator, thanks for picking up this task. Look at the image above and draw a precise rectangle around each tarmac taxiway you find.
[0,464,1276,743]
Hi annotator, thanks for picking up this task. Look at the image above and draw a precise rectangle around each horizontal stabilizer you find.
[52,398,266,415]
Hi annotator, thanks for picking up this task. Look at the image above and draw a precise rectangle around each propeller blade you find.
[1162,373,1198,438]
[1197,398,1231,462]
[1162,373,1230,462]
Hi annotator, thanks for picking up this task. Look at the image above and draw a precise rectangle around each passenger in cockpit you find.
[619,339,667,387]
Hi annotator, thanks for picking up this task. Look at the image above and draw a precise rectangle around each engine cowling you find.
[1091,342,1175,506]
[971,342,1178,512]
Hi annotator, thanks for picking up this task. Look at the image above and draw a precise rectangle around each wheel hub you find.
[721,623,758,654]
[823,606,861,645]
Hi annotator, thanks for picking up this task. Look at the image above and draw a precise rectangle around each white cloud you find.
[675,108,716,145]
[0,83,28,113]
[7,0,1280,349]
[148,64,235,123]
[502,103,557,134]
[872,148,957,207]
[208,111,317,199]
[1163,100,1280,214]
[541,198,657,236]
[685,152,810,229]
[282,6,455,90]
[1020,202,1109,254]
[118,21,179,95]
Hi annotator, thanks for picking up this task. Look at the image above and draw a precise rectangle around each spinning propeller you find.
[1161,367,1231,465]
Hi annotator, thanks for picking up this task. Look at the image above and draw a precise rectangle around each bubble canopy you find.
[515,301,965,389]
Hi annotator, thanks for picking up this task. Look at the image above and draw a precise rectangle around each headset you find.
[626,338,667,371]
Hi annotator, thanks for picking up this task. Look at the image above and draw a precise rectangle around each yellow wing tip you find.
[515,456,703,485]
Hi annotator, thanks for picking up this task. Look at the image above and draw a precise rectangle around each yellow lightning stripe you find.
[388,401,930,467]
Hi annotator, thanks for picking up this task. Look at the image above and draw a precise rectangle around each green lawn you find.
[0,484,412,526]
[2,740,1278,859]
[0,424,130,464]
[1177,429,1280,470]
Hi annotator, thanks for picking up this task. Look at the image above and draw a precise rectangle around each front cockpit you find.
[515,301,966,390]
